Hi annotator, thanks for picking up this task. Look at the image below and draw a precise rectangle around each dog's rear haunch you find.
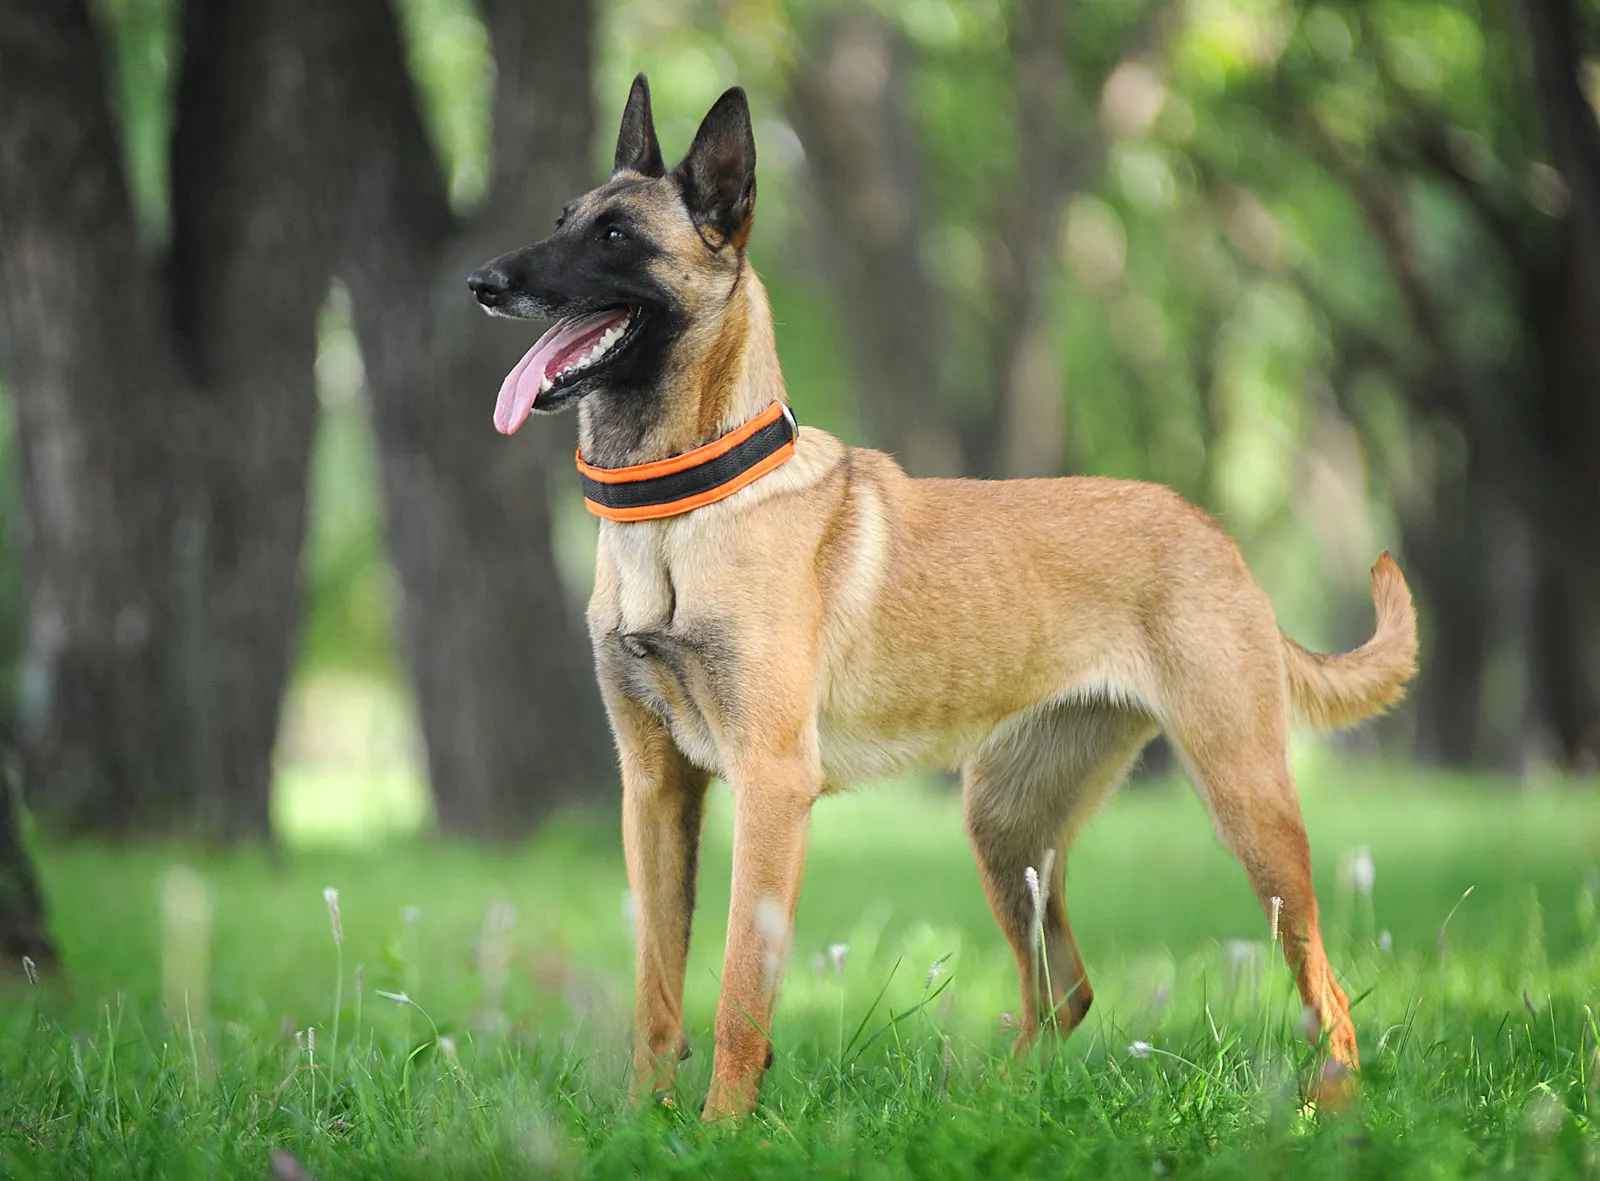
[469,75,1419,1120]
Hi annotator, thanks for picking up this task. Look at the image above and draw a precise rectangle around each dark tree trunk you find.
[0,0,341,837]
[1517,0,1600,768]
[328,0,611,836]
[0,749,54,969]
[788,11,967,475]
[1295,43,1600,772]
[978,0,1077,479]
[790,3,1086,479]
[0,0,197,833]
[166,0,341,837]
[1402,468,1494,766]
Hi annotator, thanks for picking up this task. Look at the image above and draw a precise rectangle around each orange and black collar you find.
[576,401,798,522]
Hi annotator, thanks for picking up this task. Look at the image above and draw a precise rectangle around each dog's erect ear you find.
[673,86,757,249]
[614,73,665,178]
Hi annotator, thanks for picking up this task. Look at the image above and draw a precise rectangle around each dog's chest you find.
[591,527,730,773]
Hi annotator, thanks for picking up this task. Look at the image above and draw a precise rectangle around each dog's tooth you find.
[539,375,552,393]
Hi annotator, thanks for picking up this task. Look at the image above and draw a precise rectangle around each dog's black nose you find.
[468,267,508,306]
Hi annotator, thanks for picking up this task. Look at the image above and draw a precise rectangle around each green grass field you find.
[3,759,1598,1178]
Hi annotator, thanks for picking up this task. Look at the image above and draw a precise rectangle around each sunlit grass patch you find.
[3,768,1598,1178]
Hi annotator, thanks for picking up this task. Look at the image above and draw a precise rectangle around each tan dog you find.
[468,76,1419,1119]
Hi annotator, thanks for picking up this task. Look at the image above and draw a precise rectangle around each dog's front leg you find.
[614,702,711,1101]
[702,755,820,1121]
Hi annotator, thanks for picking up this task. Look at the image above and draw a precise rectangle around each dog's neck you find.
[577,265,785,470]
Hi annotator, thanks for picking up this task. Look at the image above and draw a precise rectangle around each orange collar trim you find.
[576,401,798,522]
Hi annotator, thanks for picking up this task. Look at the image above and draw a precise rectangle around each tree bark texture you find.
[787,11,967,476]
[1290,19,1600,771]
[1517,0,1600,767]
[0,0,200,833]
[0,0,338,836]
[789,3,1086,479]
[328,0,612,836]
[979,0,1076,479]
[0,744,54,968]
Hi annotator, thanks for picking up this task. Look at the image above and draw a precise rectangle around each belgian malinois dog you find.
[468,75,1419,1119]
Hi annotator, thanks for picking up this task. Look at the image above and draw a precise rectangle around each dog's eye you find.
[604,227,627,244]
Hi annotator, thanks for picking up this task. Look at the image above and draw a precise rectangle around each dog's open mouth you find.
[493,306,641,434]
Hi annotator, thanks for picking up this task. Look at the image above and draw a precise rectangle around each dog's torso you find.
[587,424,1278,788]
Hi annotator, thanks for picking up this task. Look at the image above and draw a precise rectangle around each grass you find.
[2,759,1598,1178]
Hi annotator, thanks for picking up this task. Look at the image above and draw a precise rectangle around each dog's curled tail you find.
[1283,552,1418,731]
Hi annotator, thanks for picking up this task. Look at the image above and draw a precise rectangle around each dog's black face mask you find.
[467,74,756,430]
[468,186,680,428]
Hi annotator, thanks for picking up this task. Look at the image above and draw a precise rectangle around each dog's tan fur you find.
[494,82,1419,1121]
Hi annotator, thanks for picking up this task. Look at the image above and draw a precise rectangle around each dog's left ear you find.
[614,73,665,177]
[673,86,757,249]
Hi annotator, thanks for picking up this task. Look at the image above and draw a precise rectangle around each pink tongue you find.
[492,309,630,435]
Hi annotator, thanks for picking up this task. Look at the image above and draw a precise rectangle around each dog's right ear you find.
[614,73,665,178]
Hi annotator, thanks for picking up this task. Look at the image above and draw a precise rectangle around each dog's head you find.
[469,74,757,432]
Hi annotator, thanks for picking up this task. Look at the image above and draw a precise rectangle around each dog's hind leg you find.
[1164,673,1359,1076]
[964,702,1156,1051]
[612,699,712,1099]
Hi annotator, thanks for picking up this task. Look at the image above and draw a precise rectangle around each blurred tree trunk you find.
[977,0,1076,479]
[789,0,1087,479]
[787,11,967,476]
[1401,466,1494,766]
[0,0,200,833]
[1518,0,1600,768]
[0,0,338,836]
[166,0,342,836]
[328,0,611,836]
[1288,30,1600,771]
[0,749,54,968]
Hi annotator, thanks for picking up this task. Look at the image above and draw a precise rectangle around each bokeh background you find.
[0,0,1596,1008]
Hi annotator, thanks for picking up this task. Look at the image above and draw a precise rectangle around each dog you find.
[468,75,1419,1120]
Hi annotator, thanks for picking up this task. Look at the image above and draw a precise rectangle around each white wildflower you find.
[1349,846,1375,896]
[323,887,343,947]
[1024,866,1042,913]
[1128,1040,1153,1059]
